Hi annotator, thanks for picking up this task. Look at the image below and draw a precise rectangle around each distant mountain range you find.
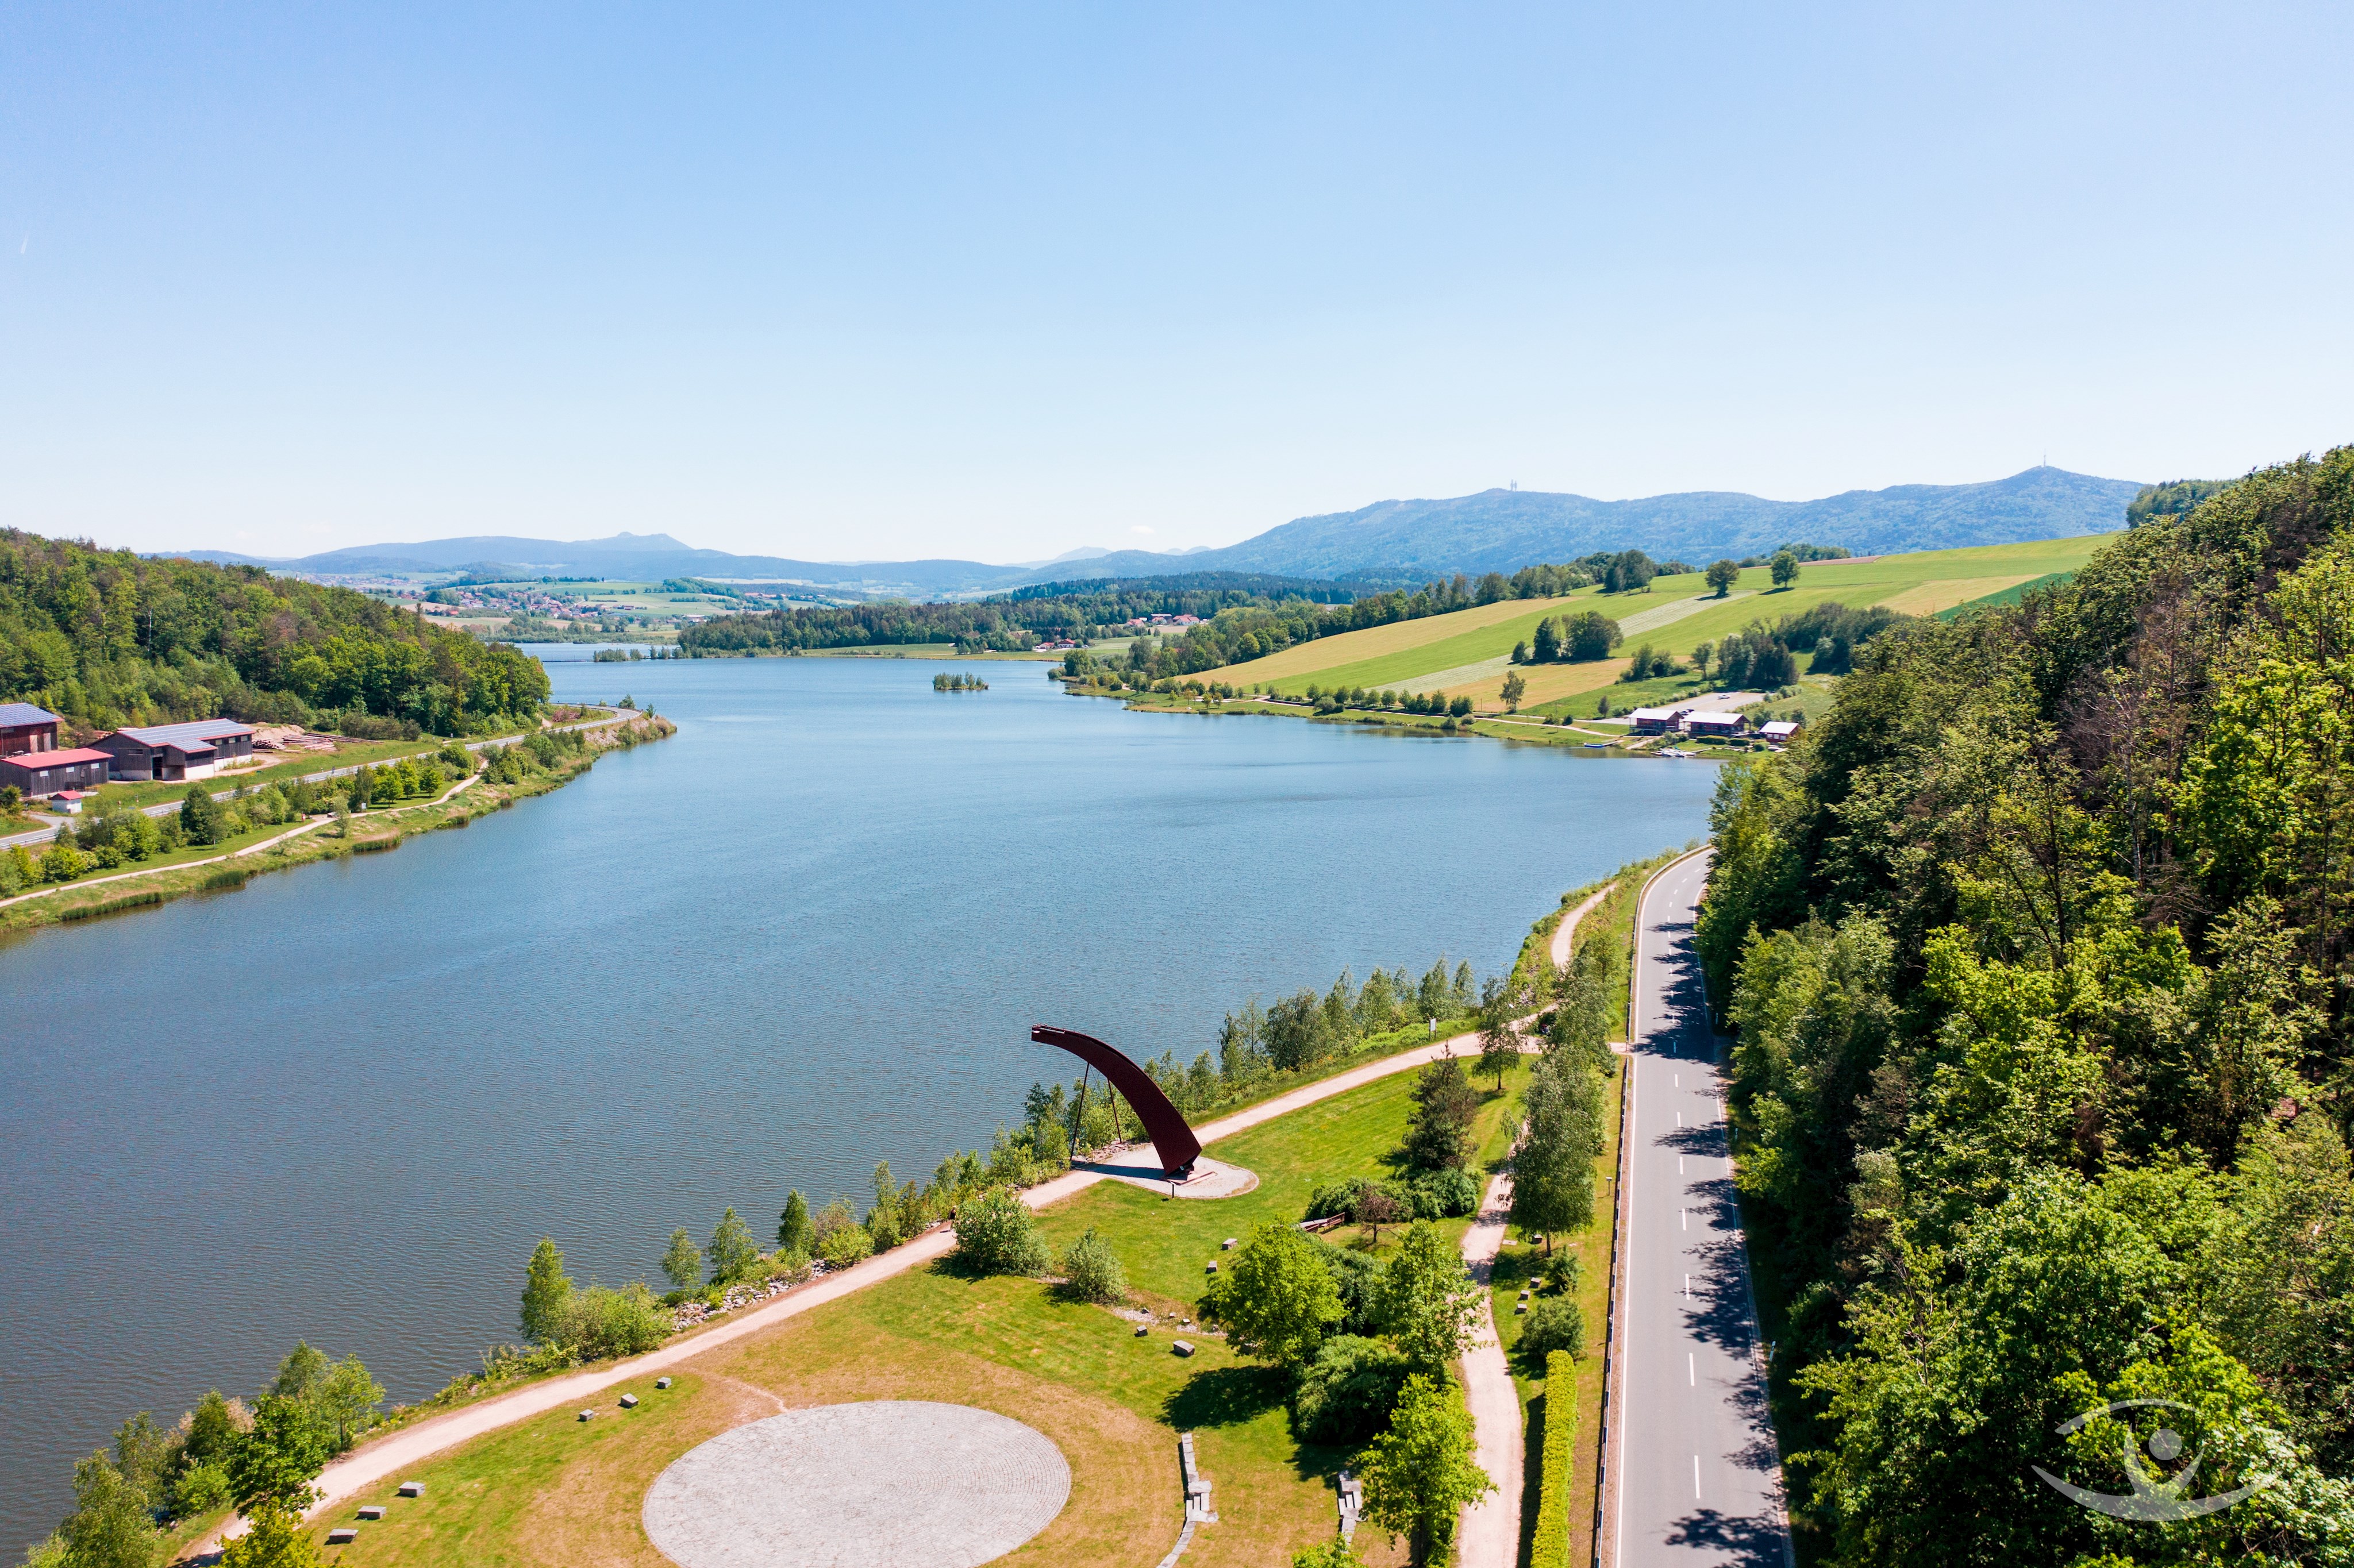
[164,467,2143,596]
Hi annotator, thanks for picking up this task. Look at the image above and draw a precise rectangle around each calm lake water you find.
[0,656,1717,1546]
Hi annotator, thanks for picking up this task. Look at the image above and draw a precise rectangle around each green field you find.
[1217,535,2110,712]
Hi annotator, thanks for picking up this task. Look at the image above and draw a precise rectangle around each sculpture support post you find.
[1032,1024,1204,1180]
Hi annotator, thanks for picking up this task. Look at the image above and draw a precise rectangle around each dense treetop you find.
[0,530,547,736]
[1697,446,2354,1566]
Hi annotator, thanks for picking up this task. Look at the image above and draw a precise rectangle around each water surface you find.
[0,657,1716,1546]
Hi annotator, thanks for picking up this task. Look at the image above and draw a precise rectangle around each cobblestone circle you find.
[641,1401,1072,1568]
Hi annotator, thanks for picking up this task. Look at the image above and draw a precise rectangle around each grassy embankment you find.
[278,852,1676,1568]
[0,715,672,939]
[1484,849,1687,1566]
[22,715,609,820]
[1129,537,2108,728]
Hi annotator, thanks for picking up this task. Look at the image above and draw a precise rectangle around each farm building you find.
[0,702,62,758]
[1628,705,1693,735]
[88,720,257,783]
[0,748,113,798]
[1682,711,1748,738]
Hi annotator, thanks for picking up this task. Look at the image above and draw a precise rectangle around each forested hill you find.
[0,530,548,737]
[1053,466,2143,580]
[1698,446,2354,1566]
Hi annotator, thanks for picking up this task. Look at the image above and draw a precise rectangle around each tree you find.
[1398,1058,1479,1171]
[220,1499,323,1568]
[1769,549,1799,588]
[1198,1222,1343,1366]
[1511,1054,1606,1245]
[1531,616,1561,662]
[520,1238,572,1344]
[660,1228,703,1292]
[1517,1295,1585,1365]
[707,1207,759,1282]
[56,1450,159,1568]
[1564,611,1622,661]
[951,1186,1051,1276]
[1057,1227,1128,1303]
[226,1396,328,1513]
[1352,1184,1407,1246]
[1475,976,1520,1091]
[180,785,224,846]
[1376,1222,1484,1371]
[1691,640,1713,676]
[1358,1374,1493,1563]
[1500,670,1526,711]
[1705,558,1740,597]
[776,1190,813,1255]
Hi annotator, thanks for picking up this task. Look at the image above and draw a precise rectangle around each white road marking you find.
[1676,1111,1683,1128]
[1688,1353,1695,1385]
[1683,1274,1690,1300]
[1694,1455,1702,1497]
[1678,1155,1685,1174]
[1680,1208,1687,1231]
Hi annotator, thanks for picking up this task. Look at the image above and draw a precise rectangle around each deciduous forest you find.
[0,532,548,737]
[1698,448,2354,1566]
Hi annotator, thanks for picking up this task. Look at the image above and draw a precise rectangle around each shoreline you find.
[0,711,675,939]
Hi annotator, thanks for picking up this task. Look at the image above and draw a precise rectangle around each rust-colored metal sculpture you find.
[1033,1024,1204,1180]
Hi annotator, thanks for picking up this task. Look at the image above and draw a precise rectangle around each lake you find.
[0,656,1718,1546]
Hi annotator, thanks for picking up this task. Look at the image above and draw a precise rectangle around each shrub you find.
[1290,1334,1413,1444]
[816,1224,875,1269]
[1056,1228,1127,1304]
[707,1207,760,1282]
[556,1282,670,1358]
[171,1459,232,1516]
[951,1186,1051,1276]
[1517,1295,1585,1366]
[1411,1168,1482,1219]
[1531,1351,1578,1568]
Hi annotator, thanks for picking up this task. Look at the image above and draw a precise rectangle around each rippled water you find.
[0,656,1718,1547]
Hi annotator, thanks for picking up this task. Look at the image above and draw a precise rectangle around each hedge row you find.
[1532,1349,1578,1568]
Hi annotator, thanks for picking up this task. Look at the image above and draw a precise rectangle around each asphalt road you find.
[1611,849,1791,1567]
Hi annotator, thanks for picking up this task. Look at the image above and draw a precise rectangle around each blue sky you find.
[4,2,2349,563]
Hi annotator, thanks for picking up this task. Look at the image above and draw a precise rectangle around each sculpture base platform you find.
[1075,1147,1259,1200]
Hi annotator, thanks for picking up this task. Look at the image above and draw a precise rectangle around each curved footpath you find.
[1453,881,1607,1566]
[196,880,1608,1558]
[1602,849,1791,1568]
[238,1020,1498,1545]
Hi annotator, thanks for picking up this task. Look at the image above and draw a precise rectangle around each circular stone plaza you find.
[641,1401,1074,1568]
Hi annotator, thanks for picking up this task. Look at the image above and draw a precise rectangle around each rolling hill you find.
[1216,534,2111,714]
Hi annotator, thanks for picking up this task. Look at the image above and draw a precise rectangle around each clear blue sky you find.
[4,3,2349,564]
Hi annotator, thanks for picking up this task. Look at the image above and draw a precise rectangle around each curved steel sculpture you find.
[1033,1024,1203,1180]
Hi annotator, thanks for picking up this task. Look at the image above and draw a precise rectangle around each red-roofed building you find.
[0,747,113,798]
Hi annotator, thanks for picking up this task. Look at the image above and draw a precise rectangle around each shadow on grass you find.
[1161,1363,1289,1432]
[1518,1388,1549,1565]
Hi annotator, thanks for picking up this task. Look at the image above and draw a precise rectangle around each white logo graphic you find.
[2034,1399,2274,1521]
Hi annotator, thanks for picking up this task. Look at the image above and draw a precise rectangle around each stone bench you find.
[357,1505,385,1520]
[397,1481,424,1498]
